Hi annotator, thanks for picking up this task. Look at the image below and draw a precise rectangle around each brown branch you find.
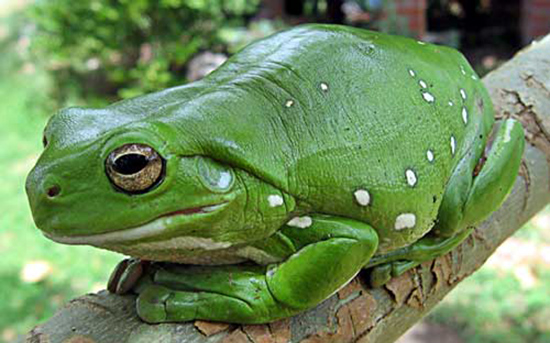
[23,35,550,343]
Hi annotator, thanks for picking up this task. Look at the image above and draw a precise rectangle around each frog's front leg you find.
[368,119,524,287]
[132,215,379,324]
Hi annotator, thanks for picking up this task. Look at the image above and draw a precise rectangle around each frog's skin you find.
[26,24,525,324]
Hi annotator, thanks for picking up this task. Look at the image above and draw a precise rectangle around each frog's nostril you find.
[46,184,61,198]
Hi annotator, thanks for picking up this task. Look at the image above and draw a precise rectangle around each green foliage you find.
[29,0,260,104]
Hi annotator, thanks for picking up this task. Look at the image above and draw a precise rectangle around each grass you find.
[0,8,549,343]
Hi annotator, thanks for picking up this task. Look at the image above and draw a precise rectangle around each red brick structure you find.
[259,0,427,38]
[392,0,427,38]
[258,0,550,44]
[521,0,550,44]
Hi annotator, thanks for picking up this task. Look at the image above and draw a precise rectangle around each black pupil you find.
[113,154,149,175]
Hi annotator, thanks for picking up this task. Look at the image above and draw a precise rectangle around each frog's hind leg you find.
[367,119,524,287]
[132,215,379,324]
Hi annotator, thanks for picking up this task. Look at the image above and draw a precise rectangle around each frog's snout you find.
[25,165,64,230]
[26,168,61,202]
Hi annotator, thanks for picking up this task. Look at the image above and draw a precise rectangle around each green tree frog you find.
[26,24,525,324]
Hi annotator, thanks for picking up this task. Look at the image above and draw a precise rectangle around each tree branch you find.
[24,35,550,343]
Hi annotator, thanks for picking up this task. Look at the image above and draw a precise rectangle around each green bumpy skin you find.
[26,24,525,324]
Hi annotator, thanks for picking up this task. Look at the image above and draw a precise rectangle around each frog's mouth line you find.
[44,202,227,246]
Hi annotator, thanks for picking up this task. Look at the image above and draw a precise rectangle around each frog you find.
[26,24,525,324]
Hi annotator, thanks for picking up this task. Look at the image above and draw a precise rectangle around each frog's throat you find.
[44,203,227,246]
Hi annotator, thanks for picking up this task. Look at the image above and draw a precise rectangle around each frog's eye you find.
[106,143,164,194]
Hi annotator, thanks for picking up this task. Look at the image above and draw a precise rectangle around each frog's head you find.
[26,103,290,261]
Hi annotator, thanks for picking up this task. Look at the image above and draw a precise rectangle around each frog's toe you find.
[370,260,425,287]
[136,285,172,323]
[107,258,147,295]
[369,264,392,288]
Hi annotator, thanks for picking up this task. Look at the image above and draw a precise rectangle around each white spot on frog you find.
[451,136,456,155]
[285,100,294,108]
[405,169,417,187]
[409,69,416,77]
[395,213,416,230]
[267,195,284,207]
[287,216,313,229]
[422,92,435,103]
[354,189,371,206]
[471,74,478,80]
[320,82,329,92]
[462,107,468,124]
[448,100,454,106]
[417,41,426,45]
[419,80,428,88]
[460,66,466,75]
[427,150,434,162]
[460,89,467,100]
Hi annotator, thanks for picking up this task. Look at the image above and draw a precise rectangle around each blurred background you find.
[0,0,549,342]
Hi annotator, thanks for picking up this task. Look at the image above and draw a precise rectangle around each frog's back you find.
[173,25,494,251]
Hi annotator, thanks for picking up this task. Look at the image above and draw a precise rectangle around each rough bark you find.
[23,35,550,343]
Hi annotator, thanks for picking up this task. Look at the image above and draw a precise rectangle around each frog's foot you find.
[107,258,152,295]
[435,118,525,237]
[366,228,472,287]
[136,264,289,323]
[460,118,524,228]
[134,215,379,324]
